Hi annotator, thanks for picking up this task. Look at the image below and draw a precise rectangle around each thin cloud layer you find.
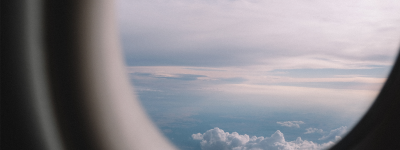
[277,121,305,128]
[305,128,324,134]
[128,66,380,116]
[192,127,335,150]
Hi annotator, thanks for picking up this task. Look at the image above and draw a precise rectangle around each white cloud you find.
[305,128,324,134]
[192,127,336,150]
[192,133,204,140]
[277,121,305,128]
[319,126,348,141]
[334,136,342,142]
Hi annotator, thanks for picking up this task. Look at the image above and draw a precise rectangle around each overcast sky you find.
[118,0,400,68]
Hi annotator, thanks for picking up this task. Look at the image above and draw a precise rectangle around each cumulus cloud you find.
[277,121,305,128]
[192,127,335,150]
[305,128,324,134]
[319,126,348,141]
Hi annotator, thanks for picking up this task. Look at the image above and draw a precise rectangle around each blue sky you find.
[117,0,400,149]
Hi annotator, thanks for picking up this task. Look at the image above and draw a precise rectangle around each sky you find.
[117,0,400,149]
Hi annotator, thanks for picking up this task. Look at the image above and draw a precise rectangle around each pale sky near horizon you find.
[117,0,400,149]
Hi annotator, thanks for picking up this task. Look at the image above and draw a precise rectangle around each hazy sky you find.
[118,0,400,111]
[118,0,400,68]
[117,0,400,149]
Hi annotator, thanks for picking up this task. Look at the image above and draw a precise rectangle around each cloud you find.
[319,126,348,141]
[133,72,207,81]
[270,67,392,78]
[118,0,400,68]
[277,121,305,128]
[155,74,207,81]
[192,127,335,150]
[305,128,324,134]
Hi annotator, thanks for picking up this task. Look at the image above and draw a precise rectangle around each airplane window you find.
[117,0,400,149]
